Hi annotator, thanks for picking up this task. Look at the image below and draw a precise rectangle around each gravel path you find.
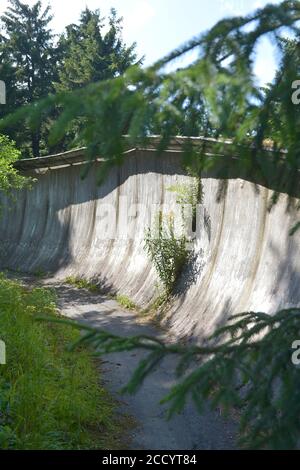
[42,281,237,450]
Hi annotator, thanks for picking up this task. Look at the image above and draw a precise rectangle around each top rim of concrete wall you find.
[14,136,234,171]
[15,135,283,171]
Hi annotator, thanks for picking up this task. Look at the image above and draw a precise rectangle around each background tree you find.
[56,7,139,92]
[54,7,140,149]
[0,0,58,158]
[0,2,140,156]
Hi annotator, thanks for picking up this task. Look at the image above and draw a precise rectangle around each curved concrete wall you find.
[1,148,300,341]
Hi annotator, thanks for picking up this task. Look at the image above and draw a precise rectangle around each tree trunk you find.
[31,129,41,158]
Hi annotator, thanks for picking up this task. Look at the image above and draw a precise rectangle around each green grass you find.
[115,295,137,311]
[65,276,99,293]
[65,277,137,312]
[0,273,121,450]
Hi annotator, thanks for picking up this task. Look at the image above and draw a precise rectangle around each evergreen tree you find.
[0,3,140,155]
[0,0,58,157]
[53,7,140,149]
[56,8,139,92]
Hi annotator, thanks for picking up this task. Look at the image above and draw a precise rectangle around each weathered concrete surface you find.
[1,142,300,342]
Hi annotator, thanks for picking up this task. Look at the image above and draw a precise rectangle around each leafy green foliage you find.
[167,180,202,209]
[0,134,33,195]
[145,176,202,298]
[168,175,203,231]
[145,211,190,296]
[0,273,120,449]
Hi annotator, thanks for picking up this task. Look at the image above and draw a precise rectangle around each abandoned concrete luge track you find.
[1,138,300,341]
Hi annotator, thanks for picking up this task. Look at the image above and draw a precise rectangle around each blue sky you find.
[0,0,283,84]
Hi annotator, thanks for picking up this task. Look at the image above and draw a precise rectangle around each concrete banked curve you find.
[1,137,300,341]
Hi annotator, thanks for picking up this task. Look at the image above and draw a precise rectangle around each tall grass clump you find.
[0,273,119,450]
[65,276,99,293]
